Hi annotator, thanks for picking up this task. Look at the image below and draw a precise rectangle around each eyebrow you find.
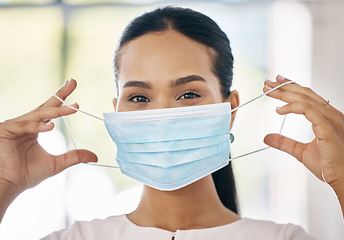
[169,75,207,88]
[122,75,207,89]
[123,80,152,89]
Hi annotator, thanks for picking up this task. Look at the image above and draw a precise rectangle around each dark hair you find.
[114,6,238,214]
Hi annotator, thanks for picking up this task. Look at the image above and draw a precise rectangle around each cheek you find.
[202,95,223,105]
[116,102,126,112]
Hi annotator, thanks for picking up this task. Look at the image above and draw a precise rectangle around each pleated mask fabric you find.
[103,102,231,191]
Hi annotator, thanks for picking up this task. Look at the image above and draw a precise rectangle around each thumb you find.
[264,133,305,160]
[53,149,98,174]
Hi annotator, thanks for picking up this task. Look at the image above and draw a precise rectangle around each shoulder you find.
[231,218,317,240]
[41,215,127,240]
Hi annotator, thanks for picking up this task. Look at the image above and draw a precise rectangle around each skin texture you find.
[0,29,343,231]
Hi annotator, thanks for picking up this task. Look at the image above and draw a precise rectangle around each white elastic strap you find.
[228,114,286,161]
[54,94,119,169]
[229,146,271,161]
[231,81,294,113]
[53,94,104,121]
[321,169,328,184]
[227,81,293,161]
[62,116,77,149]
[87,163,120,169]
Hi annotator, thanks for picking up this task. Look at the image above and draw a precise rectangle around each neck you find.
[127,176,240,232]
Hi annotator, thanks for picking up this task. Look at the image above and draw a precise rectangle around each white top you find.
[42,214,317,240]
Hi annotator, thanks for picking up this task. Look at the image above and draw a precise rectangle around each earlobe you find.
[224,90,239,130]
[112,98,118,111]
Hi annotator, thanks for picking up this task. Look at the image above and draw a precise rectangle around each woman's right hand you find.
[0,79,97,221]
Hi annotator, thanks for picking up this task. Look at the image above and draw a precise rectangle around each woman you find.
[0,7,343,239]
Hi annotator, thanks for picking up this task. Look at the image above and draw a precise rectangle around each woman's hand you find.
[0,79,97,222]
[263,75,344,212]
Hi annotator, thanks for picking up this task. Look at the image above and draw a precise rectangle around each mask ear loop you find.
[228,115,286,161]
[53,94,120,169]
[228,80,293,162]
[230,81,294,113]
[53,94,104,122]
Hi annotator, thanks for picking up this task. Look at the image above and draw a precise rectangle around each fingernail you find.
[264,84,273,90]
[276,106,282,111]
[277,75,286,81]
[45,121,51,126]
[63,79,70,87]
[265,79,273,84]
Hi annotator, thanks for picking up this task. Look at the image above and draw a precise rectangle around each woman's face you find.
[115,30,237,117]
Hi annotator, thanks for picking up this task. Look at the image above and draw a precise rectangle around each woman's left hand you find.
[263,75,344,192]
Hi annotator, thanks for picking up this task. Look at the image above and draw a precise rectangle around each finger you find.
[34,104,79,122]
[53,149,98,174]
[264,76,325,103]
[264,79,326,105]
[0,121,55,139]
[265,134,324,180]
[264,133,306,161]
[277,102,335,140]
[264,85,315,104]
[276,74,292,83]
[264,76,344,119]
[40,79,77,109]
[263,85,341,127]
[18,103,79,122]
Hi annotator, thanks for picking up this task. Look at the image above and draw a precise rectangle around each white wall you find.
[269,1,344,239]
[306,2,344,239]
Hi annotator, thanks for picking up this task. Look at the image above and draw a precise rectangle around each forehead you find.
[117,30,215,86]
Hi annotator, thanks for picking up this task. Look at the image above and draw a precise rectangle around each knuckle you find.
[303,87,314,95]
[69,150,81,165]
[279,90,288,99]
[276,135,284,149]
[300,102,313,111]
[18,120,29,127]
[54,93,64,101]
[293,142,303,161]
[300,94,311,103]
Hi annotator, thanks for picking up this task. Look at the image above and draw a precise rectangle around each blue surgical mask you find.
[54,80,293,191]
[103,103,232,191]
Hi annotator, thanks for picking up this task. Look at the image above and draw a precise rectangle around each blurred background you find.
[0,0,343,239]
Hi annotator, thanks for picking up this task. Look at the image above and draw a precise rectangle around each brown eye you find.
[129,95,150,102]
[178,91,201,100]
